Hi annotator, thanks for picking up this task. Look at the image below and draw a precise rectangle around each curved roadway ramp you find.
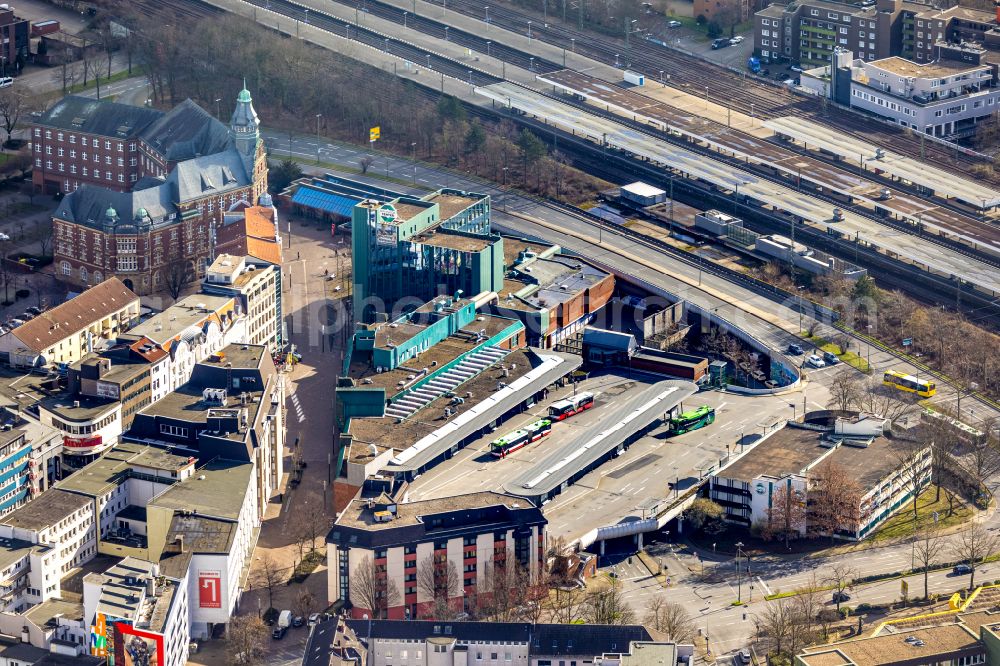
[502,379,698,505]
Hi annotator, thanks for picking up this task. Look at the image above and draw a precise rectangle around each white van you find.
[0,78,13,89]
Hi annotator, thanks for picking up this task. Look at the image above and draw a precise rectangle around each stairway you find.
[384,345,509,420]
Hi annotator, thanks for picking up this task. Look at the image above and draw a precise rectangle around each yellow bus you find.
[883,370,936,397]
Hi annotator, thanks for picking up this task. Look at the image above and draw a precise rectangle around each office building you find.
[327,492,546,620]
[351,190,502,323]
[709,414,930,539]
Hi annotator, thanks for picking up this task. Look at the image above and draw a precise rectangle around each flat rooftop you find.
[392,201,430,222]
[719,422,915,487]
[515,257,609,309]
[337,491,531,530]
[127,294,234,344]
[201,343,267,370]
[798,623,980,666]
[138,384,265,437]
[24,598,84,626]
[0,535,37,573]
[501,237,556,268]
[39,393,118,422]
[149,458,253,521]
[425,191,484,220]
[410,230,495,252]
[348,315,520,398]
[57,442,193,497]
[0,488,90,532]
[869,56,984,78]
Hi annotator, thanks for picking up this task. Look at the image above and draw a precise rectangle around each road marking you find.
[289,392,305,423]
[756,576,772,596]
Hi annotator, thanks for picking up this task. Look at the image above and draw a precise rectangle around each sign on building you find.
[199,570,222,609]
[95,382,120,399]
[374,203,398,247]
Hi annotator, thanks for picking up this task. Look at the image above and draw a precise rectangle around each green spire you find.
[237,78,252,104]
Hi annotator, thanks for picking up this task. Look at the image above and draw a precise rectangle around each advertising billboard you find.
[114,623,164,666]
[95,382,121,399]
[198,570,222,609]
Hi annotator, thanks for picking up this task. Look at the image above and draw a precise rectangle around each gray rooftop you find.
[125,294,235,345]
[85,557,156,624]
[149,458,253,521]
[138,99,233,163]
[53,182,176,231]
[513,257,609,309]
[35,95,162,138]
[24,597,84,626]
[172,149,250,203]
[0,535,37,573]
[56,442,194,498]
[0,488,90,533]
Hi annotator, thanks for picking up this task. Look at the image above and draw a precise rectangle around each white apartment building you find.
[839,44,1000,138]
[203,254,280,351]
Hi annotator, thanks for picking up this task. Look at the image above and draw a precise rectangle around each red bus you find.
[547,392,595,421]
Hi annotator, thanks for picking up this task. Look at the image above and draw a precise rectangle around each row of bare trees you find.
[111,10,605,204]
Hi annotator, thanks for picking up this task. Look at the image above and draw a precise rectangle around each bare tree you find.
[480,557,534,622]
[756,598,796,660]
[958,422,1000,506]
[857,378,916,423]
[764,483,806,548]
[0,91,24,146]
[581,579,636,625]
[252,552,284,611]
[893,438,931,520]
[792,572,823,635]
[35,220,53,258]
[548,585,585,624]
[351,555,401,619]
[952,523,999,589]
[359,155,375,174]
[164,259,195,300]
[827,369,864,412]
[825,563,858,611]
[913,527,945,599]
[809,461,862,540]
[86,52,111,100]
[226,614,269,666]
[294,589,319,620]
[417,555,461,619]
[644,597,695,642]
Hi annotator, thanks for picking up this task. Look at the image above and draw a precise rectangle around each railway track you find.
[422,0,994,182]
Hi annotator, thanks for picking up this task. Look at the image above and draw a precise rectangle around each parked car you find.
[822,351,840,365]
[729,35,745,44]
[790,64,804,72]
[292,616,304,628]
[307,613,322,627]
[667,19,682,27]
[19,313,34,321]
[8,319,24,327]
[711,38,731,49]
[832,590,851,603]
[272,626,288,640]
[0,233,9,241]
[953,564,973,575]
[0,77,12,89]
[786,343,804,355]
[25,307,41,316]
[806,354,826,368]
[737,649,751,665]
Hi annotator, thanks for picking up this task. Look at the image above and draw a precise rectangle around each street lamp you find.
[527,20,532,43]
[735,541,745,603]
[444,26,449,41]
[486,40,492,57]
[214,97,222,120]
[315,114,322,164]
[411,142,417,184]
[403,10,408,27]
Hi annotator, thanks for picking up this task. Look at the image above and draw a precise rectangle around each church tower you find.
[230,81,268,202]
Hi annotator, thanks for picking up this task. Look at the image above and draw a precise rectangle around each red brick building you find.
[49,87,269,295]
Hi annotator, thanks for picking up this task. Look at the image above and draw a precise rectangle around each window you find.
[129,141,136,151]
[117,256,138,271]
[810,8,818,15]
[70,165,76,174]
[60,261,71,275]
[117,142,123,152]
[159,424,189,437]
[104,140,111,150]
[45,130,51,139]
[33,128,39,137]
[82,167,88,176]
[45,145,51,155]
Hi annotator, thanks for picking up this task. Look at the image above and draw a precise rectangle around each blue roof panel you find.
[291,186,360,218]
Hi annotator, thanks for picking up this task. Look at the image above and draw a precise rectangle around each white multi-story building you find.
[819,44,1000,139]
[710,414,931,540]
[202,254,280,351]
[83,557,190,666]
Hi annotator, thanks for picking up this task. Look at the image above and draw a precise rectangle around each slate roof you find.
[34,95,162,137]
[139,99,234,163]
[53,183,176,230]
[171,149,250,203]
[346,621,653,657]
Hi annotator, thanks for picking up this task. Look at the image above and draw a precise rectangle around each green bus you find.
[490,418,552,458]
[668,405,716,435]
